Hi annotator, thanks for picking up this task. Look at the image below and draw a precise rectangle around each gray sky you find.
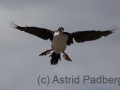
[0,0,120,90]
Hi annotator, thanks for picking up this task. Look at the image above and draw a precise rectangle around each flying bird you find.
[10,22,118,65]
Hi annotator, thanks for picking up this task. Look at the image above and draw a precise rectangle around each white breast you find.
[52,31,68,54]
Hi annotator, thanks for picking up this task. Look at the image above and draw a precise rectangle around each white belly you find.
[52,32,68,54]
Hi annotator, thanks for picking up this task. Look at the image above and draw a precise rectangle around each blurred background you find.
[0,0,120,90]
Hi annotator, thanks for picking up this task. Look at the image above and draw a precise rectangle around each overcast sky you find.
[0,0,120,90]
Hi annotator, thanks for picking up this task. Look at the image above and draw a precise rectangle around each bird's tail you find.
[49,52,61,65]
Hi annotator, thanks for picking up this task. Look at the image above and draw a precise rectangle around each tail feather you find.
[49,52,61,65]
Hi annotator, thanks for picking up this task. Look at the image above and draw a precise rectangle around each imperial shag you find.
[10,22,118,65]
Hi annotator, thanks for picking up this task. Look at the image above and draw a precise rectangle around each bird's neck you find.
[58,31,63,35]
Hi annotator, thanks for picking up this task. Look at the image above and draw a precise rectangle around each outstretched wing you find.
[10,22,54,41]
[67,26,118,45]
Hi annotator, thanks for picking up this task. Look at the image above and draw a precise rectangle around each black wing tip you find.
[9,21,18,28]
[109,25,119,33]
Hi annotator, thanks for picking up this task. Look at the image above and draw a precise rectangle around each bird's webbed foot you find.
[39,49,53,56]
[62,51,72,61]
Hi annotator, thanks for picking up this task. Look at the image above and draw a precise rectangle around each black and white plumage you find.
[10,22,118,65]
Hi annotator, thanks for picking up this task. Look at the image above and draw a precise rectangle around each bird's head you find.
[58,27,64,32]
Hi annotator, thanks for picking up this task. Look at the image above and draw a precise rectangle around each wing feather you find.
[10,22,54,41]
[67,27,118,45]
